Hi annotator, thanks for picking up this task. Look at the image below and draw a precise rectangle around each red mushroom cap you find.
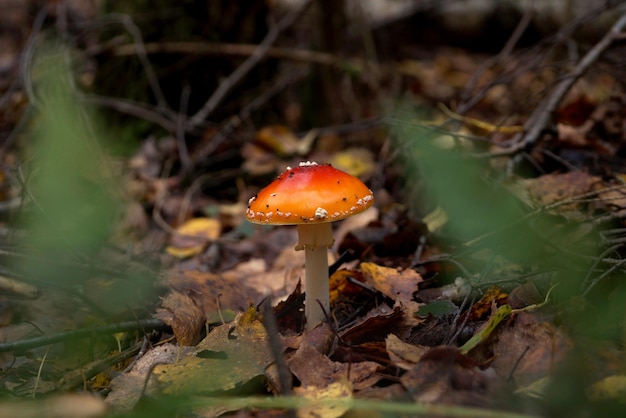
[246,161,374,225]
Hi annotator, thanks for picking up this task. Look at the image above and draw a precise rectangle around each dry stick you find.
[107,13,168,110]
[57,341,145,391]
[497,0,537,62]
[192,67,309,165]
[187,0,312,129]
[260,301,293,397]
[458,2,610,120]
[79,94,178,133]
[0,318,168,353]
[483,11,626,158]
[457,0,538,116]
[176,84,192,171]
[0,6,48,155]
[111,41,338,67]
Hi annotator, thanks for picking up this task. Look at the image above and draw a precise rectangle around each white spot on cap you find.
[299,161,319,167]
[248,196,256,206]
[270,193,277,197]
[315,207,328,219]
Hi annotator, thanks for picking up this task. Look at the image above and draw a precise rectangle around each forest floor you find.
[2,1,626,417]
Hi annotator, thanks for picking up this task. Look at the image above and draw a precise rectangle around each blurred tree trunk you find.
[309,0,349,125]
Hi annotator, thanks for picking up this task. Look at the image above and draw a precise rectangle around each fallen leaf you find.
[516,171,602,221]
[557,124,588,147]
[106,344,180,412]
[400,346,495,406]
[587,375,626,401]
[385,334,430,370]
[166,217,221,258]
[155,290,206,346]
[460,304,512,354]
[294,379,353,418]
[340,305,418,346]
[489,311,573,387]
[288,342,380,391]
[255,125,313,157]
[164,269,261,323]
[465,286,508,322]
[330,147,376,180]
[360,262,422,302]
[155,308,272,395]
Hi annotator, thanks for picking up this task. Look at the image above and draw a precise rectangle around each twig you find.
[0,318,168,353]
[0,275,39,298]
[260,301,293,397]
[497,0,537,62]
[177,84,192,171]
[191,67,309,165]
[57,341,144,391]
[457,3,610,118]
[483,11,626,158]
[100,13,168,110]
[32,346,50,397]
[107,41,339,67]
[187,0,312,128]
[78,93,179,133]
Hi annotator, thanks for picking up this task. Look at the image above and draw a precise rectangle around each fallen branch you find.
[105,41,338,67]
[187,0,312,128]
[0,318,168,353]
[484,11,626,158]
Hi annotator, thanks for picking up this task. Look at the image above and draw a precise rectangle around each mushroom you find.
[246,161,374,330]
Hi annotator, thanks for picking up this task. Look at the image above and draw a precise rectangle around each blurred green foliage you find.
[19,39,121,288]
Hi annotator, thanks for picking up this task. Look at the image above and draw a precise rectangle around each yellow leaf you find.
[256,126,309,156]
[295,379,353,418]
[460,304,512,354]
[166,217,221,259]
[330,148,375,178]
[587,375,626,401]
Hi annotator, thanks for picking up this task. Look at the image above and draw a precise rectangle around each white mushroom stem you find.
[296,222,334,330]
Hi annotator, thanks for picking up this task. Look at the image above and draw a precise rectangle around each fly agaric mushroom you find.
[246,161,374,330]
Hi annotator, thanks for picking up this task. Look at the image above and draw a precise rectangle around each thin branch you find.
[483,11,626,158]
[107,13,168,110]
[457,2,611,118]
[497,0,536,62]
[78,93,179,133]
[187,1,312,128]
[105,41,338,67]
[191,67,309,166]
[0,318,168,353]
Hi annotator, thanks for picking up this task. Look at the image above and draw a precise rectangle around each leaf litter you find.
[5,2,626,417]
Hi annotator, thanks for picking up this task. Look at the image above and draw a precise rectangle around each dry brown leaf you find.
[385,334,430,371]
[164,269,261,323]
[516,171,602,221]
[557,123,588,147]
[360,262,422,302]
[490,311,573,387]
[400,346,495,406]
[340,305,418,346]
[288,342,380,391]
[155,290,206,346]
